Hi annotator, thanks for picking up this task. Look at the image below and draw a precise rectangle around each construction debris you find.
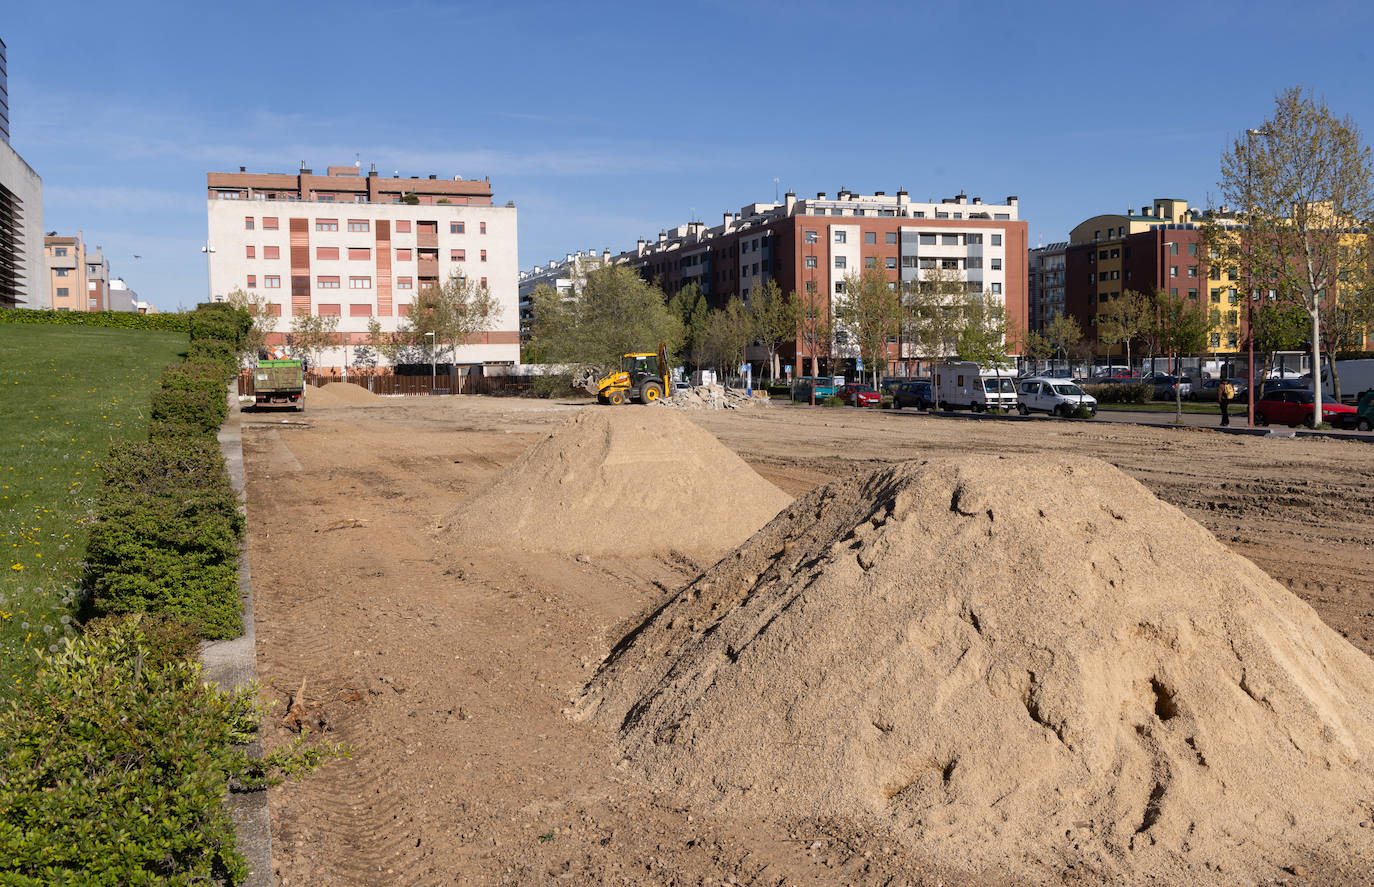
[658,384,770,410]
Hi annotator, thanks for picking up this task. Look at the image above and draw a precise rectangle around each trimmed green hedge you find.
[0,308,189,332]
[1083,382,1150,404]
[85,437,244,639]
[0,616,338,885]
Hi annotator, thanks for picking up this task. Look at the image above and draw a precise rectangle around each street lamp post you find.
[1244,127,1269,427]
[200,242,216,303]
[425,331,436,393]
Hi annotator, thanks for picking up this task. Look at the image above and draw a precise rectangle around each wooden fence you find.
[236,370,533,398]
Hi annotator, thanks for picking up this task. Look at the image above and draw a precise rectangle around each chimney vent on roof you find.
[429,174,437,179]
[875,190,885,196]
[1007,195,1019,205]
[957,191,968,204]
[817,192,826,199]
[239,166,246,173]
[972,196,982,204]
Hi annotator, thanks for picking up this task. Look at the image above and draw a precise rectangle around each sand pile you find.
[445,409,790,559]
[577,455,1374,883]
[305,382,381,405]
[660,385,770,411]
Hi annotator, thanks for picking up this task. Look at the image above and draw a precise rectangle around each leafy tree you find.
[1217,86,1374,416]
[1023,327,1054,372]
[748,279,798,382]
[1043,311,1085,368]
[835,267,902,387]
[1096,290,1147,372]
[222,287,277,363]
[796,287,832,405]
[956,292,1013,400]
[403,272,503,371]
[903,265,964,373]
[286,312,339,369]
[701,298,753,380]
[1149,287,1211,421]
[666,282,709,371]
[530,264,683,376]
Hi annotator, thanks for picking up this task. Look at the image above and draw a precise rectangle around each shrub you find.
[821,395,844,407]
[0,616,340,885]
[1083,382,1149,404]
[526,373,580,399]
[151,384,227,435]
[0,308,189,332]
[1070,405,1096,420]
[85,438,244,639]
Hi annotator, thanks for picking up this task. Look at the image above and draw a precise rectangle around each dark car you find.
[1355,390,1374,431]
[1191,378,1250,402]
[1254,389,1359,428]
[892,379,933,410]
[1143,373,1193,400]
[1261,377,1311,396]
[836,383,881,407]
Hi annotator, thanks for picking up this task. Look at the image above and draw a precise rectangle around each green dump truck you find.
[253,359,306,411]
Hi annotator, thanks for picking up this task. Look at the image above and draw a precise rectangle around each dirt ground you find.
[241,397,1374,886]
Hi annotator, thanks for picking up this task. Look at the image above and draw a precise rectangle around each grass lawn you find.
[0,324,188,690]
[1098,401,1222,414]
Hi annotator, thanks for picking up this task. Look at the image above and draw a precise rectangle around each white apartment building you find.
[205,164,520,368]
[516,248,609,351]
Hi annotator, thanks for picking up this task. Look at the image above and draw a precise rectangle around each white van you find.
[933,362,1018,412]
[1016,377,1097,417]
[1320,359,1374,404]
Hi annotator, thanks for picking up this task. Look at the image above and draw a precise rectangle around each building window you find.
[245,246,256,259]
[316,246,340,260]
[919,233,936,245]
[348,247,370,261]
[54,247,68,256]
[264,246,280,260]
[350,304,372,317]
[318,195,335,202]
[835,282,845,293]
[451,221,465,234]
[318,303,341,316]
[1210,332,1221,347]
[834,256,847,269]
[1210,288,1222,302]
[1188,288,1198,300]
[1170,266,1178,277]
[885,257,897,270]
[1169,243,1179,255]
[397,277,413,289]
[317,276,340,289]
[54,268,69,277]
[886,232,898,245]
[56,287,69,297]
[990,234,1002,246]
[805,280,817,294]
[266,303,281,317]
[264,276,281,288]
[398,303,412,317]
[1099,272,1109,281]
[1170,287,1179,296]
[864,257,877,268]
[991,258,1002,270]
[864,231,877,245]
[451,249,466,261]
[1189,243,1198,256]
[833,230,846,244]
[991,283,1002,295]
[804,229,818,243]
[347,219,369,232]
[1188,265,1198,278]
[805,255,817,269]
[480,277,487,288]
[316,219,339,232]
[245,217,255,230]
[480,249,487,262]
[349,277,372,289]
[480,222,487,235]
[263,217,279,230]
[1228,289,1238,304]
[247,275,257,288]
[935,211,950,219]
[942,234,960,246]
[396,220,412,233]
[966,233,983,245]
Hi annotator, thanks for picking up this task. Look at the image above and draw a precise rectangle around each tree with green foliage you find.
[903,265,964,372]
[796,287,832,405]
[530,264,683,376]
[747,279,797,382]
[286,311,340,369]
[700,298,753,380]
[1149,287,1212,421]
[1022,327,1054,372]
[1096,290,1146,371]
[222,287,277,363]
[404,273,503,377]
[666,281,709,371]
[1217,86,1374,415]
[956,292,1013,402]
[835,267,903,387]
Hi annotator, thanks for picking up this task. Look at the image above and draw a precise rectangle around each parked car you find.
[892,379,934,410]
[878,377,906,396]
[1016,377,1097,417]
[1092,374,1138,387]
[1191,378,1249,402]
[836,383,881,407]
[1358,390,1374,431]
[791,376,837,401]
[1260,377,1311,396]
[1254,389,1359,429]
[1143,373,1192,400]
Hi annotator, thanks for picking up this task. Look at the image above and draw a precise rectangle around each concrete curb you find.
[202,384,273,887]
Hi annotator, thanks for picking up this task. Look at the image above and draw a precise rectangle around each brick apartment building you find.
[1064,198,1245,356]
[44,232,109,311]
[615,188,1028,373]
[205,163,520,368]
[0,35,47,309]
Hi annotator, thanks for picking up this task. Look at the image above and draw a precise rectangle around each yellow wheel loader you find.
[590,342,670,405]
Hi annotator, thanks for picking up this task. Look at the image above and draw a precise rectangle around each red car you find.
[1254,389,1359,429]
[837,383,881,407]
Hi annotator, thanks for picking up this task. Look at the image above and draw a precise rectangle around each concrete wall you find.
[0,139,45,308]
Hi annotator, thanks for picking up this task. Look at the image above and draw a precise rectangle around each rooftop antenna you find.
[774,177,780,202]
[355,153,360,168]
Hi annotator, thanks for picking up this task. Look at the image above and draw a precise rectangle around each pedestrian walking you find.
[1219,379,1235,426]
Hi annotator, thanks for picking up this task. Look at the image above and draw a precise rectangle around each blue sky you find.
[6,0,1374,312]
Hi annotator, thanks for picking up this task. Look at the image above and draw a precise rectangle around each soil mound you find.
[577,455,1374,883]
[659,385,770,411]
[306,382,381,405]
[446,409,791,559]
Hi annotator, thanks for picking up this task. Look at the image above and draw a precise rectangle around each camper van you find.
[933,362,1018,411]
[1319,359,1374,404]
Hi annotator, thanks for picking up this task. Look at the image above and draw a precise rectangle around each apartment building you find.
[615,188,1028,371]
[1064,198,1243,355]
[0,36,46,309]
[45,233,110,312]
[205,163,520,368]
[517,248,609,353]
[109,278,153,313]
[1027,242,1067,332]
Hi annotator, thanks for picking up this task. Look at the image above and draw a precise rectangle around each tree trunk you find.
[1310,307,1323,425]
[1327,351,1342,403]
[810,354,817,406]
[1174,352,1183,423]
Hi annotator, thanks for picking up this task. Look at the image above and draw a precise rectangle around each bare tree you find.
[222,287,278,364]
[834,267,902,387]
[748,279,797,383]
[796,287,832,405]
[903,265,964,374]
[1217,86,1374,417]
[287,311,340,370]
[701,298,753,381]
[1149,288,1211,423]
[1096,291,1147,373]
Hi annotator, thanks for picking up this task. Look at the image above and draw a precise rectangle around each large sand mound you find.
[305,382,381,405]
[577,455,1374,883]
[446,409,791,559]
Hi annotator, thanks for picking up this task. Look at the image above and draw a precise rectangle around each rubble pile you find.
[658,385,770,411]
